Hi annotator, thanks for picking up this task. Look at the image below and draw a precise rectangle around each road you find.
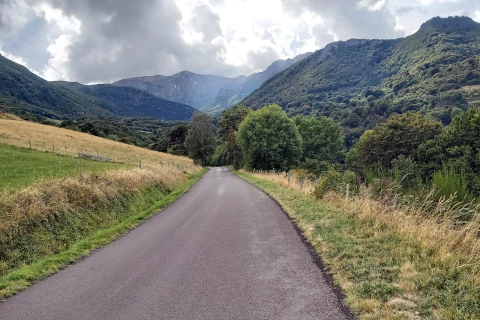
[0,167,352,320]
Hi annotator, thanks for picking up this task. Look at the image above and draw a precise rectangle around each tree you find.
[237,104,303,171]
[217,105,252,169]
[356,112,442,168]
[168,124,188,156]
[185,113,216,165]
[417,107,480,194]
[293,116,344,163]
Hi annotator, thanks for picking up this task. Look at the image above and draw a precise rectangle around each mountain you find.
[0,53,196,121]
[241,16,480,146]
[113,53,312,113]
[54,82,196,121]
[0,54,112,119]
[203,53,312,114]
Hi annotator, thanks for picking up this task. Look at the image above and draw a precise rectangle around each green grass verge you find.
[235,171,479,320]
[0,144,127,191]
[0,169,207,299]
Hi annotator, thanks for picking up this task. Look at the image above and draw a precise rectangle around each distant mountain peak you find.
[419,16,480,33]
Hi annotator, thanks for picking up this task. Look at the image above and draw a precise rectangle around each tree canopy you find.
[293,116,344,163]
[356,112,442,168]
[237,104,303,171]
[185,113,216,165]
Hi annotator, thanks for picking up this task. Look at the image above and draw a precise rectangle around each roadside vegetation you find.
[180,102,480,318]
[0,118,204,298]
[237,170,479,319]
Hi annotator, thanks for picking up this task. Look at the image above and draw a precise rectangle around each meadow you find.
[0,117,193,166]
[0,144,125,191]
[0,115,204,298]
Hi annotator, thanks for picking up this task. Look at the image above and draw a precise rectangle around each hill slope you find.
[113,53,311,112]
[242,16,480,145]
[0,54,196,121]
[0,117,193,165]
[0,54,112,119]
[54,82,196,121]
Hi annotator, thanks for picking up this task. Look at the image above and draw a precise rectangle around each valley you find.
[1,14,480,320]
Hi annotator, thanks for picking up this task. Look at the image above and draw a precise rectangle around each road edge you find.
[232,169,355,320]
[0,168,209,301]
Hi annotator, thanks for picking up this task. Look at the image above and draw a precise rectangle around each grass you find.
[0,168,207,299]
[236,170,480,320]
[0,144,126,190]
[0,117,193,165]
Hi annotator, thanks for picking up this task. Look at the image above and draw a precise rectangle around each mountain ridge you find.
[241,16,480,146]
[113,53,312,112]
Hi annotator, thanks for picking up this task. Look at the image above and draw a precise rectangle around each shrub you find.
[313,168,343,199]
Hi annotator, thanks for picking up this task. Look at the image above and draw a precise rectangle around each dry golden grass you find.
[0,163,198,242]
[243,169,480,319]
[0,117,193,166]
[0,113,22,120]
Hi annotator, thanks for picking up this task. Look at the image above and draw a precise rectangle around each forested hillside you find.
[0,54,112,119]
[54,82,196,121]
[242,16,480,146]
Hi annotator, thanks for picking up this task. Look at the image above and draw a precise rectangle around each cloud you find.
[188,4,223,42]
[0,0,479,83]
[281,0,404,41]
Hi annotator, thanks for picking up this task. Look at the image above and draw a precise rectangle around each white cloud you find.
[0,0,479,83]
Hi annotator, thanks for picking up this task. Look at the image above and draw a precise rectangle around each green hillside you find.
[54,82,196,121]
[0,55,196,121]
[0,54,112,119]
[242,16,480,146]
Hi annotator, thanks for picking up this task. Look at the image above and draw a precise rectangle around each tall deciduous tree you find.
[217,105,252,169]
[356,112,442,168]
[185,113,216,165]
[237,104,303,171]
[293,116,344,163]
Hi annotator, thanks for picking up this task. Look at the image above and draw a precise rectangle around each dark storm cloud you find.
[282,0,404,40]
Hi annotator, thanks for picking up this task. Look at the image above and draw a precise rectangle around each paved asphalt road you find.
[0,167,352,320]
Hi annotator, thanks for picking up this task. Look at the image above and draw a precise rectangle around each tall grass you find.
[432,168,471,203]
[0,163,201,276]
[241,169,480,318]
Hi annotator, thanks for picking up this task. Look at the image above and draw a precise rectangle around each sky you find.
[0,0,479,84]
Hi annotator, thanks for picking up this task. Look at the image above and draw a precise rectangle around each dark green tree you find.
[293,116,344,163]
[237,104,303,171]
[185,113,216,165]
[356,112,442,168]
[417,107,480,194]
[217,105,252,168]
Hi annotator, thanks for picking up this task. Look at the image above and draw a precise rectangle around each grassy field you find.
[0,169,207,298]
[236,170,480,320]
[0,144,126,190]
[0,116,193,166]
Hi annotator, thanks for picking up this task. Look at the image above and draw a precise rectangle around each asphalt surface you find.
[0,167,352,320]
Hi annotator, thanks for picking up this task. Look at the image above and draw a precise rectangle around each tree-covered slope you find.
[54,82,196,121]
[242,16,480,146]
[0,54,112,119]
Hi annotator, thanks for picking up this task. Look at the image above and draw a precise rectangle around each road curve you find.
[0,167,352,320]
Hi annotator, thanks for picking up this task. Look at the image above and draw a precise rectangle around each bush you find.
[313,168,343,199]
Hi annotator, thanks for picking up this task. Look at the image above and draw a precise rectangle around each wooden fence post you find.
[29,139,32,149]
